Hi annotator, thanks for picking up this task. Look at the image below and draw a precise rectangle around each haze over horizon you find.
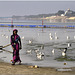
[0,1,75,17]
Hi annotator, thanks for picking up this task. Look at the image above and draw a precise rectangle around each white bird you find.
[52,49,55,55]
[62,48,67,57]
[62,52,66,57]
[34,49,39,53]
[49,36,53,40]
[26,50,32,54]
[21,36,24,39]
[38,52,44,56]
[55,32,56,34]
[2,34,5,37]
[68,43,71,48]
[41,45,44,50]
[36,54,42,60]
[6,36,8,39]
[29,40,32,44]
[36,52,44,60]
[54,32,58,40]
[67,36,70,40]
[55,36,58,40]
[74,36,75,39]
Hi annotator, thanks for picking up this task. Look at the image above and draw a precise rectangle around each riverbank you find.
[0,62,75,75]
[0,23,75,29]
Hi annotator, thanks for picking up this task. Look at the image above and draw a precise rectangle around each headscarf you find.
[13,29,18,35]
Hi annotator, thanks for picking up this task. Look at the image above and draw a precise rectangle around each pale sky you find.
[0,1,75,17]
[0,0,75,1]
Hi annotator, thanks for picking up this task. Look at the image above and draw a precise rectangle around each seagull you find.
[68,43,71,48]
[36,52,44,60]
[62,48,67,57]
[6,36,8,39]
[34,49,40,53]
[49,36,53,40]
[55,32,57,35]
[74,36,75,39]
[29,40,32,44]
[21,36,24,39]
[36,54,42,60]
[26,50,32,54]
[55,36,58,40]
[62,52,66,57]
[67,36,70,40]
[2,34,5,37]
[54,32,58,40]
[52,49,55,55]
[41,45,44,50]
[49,32,53,40]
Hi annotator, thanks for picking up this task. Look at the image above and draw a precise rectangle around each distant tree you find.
[56,10,65,16]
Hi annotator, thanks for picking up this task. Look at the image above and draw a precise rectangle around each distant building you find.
[45,9,75,23]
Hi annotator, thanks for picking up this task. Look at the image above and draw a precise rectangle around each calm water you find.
[0,27,75,68]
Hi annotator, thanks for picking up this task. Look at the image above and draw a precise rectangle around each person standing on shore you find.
[11,29,22,65]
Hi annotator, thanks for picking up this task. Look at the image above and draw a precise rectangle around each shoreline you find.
[0,26,75,29]
[0,62,75,75]
[0,24,75,29]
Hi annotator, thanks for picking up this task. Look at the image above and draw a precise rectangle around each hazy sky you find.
[0,1,75,17]
[0,0,75,1]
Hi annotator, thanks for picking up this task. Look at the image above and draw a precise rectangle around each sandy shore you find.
[0,62,75,75]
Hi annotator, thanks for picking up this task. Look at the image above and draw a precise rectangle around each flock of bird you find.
[1,30,75,40]
[25,32,73,60]
[1,34,25,40]
[49,32,73,56]
[26,40,72,60]
[0,30,73,60]
[49,32,58,40]
[49,32,75,40]
[26,44,45,60]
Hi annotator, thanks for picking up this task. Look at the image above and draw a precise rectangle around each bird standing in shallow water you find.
[36,52,44,60]
[49,36,53,40]
[55,36,58,40]
[62,48,67,57]
[6,36,8,39]
[68,43,71,48]
[51,49,55,55]
[41,45,44,50]
[26,50,32,54]
[34,49,39,53]
[55,32,58,40]
[74,36,75,39]
[21,36,24,39]
[49,33,53,40]
[67,36,70,40]
[29,40,32,44]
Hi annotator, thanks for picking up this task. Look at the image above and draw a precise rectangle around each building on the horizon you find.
[45,9,75,23]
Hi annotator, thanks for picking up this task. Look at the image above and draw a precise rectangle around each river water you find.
[0,26,75,68]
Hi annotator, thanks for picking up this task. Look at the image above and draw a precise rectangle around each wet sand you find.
[0,62,75,75]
